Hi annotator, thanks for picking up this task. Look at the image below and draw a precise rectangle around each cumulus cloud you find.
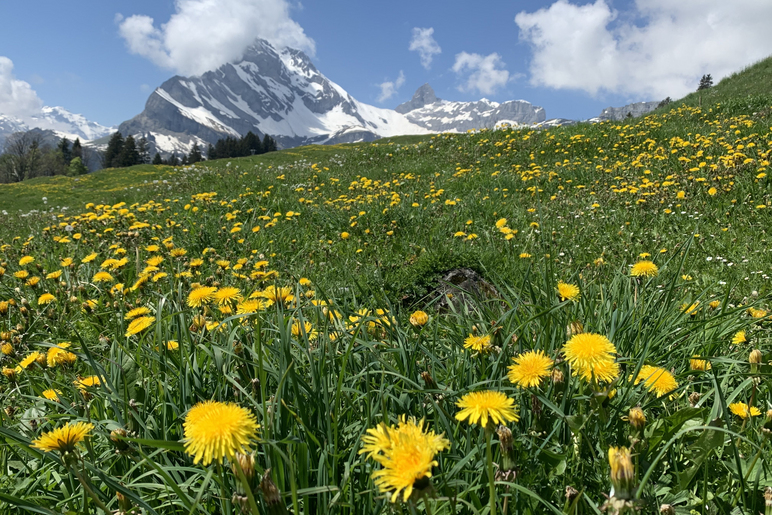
[452,52,510,96]
[515,0,772,99]
[409,28,441,70]
[377,71,406,102]
[0,57,43,119]
[118,0,315,76]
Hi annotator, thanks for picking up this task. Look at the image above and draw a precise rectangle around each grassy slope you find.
[1,60,772,514]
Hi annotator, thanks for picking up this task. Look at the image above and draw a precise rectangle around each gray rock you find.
[433,268,499,312]
[598,101,661,121]
[395,83,440,114]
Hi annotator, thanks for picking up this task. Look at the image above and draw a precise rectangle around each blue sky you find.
[2,0,772,128]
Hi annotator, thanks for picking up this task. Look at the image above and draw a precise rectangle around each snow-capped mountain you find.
[119,39,430,154]
[395,84,545,132]
[0,107,113,149]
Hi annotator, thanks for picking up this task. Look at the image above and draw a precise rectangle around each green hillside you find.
[1,60,772,515]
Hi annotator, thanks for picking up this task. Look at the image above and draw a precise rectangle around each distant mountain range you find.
[0,38,663,158]
[0,107,114,149]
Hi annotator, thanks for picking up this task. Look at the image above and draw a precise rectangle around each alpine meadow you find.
[3,57,772,515]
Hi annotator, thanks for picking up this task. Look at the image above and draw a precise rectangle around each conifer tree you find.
[67,157,88,176]
[207,144,216,160]
[152,152,163,165]
[262,134,277,152]
[118,135,140,167]
[57,137,72,166]
[104,132,124,168]
[698,74,713,90]
[243,131,262,155]
[188,143,203,163]
[71,138,83,160]
[137,136,150,164]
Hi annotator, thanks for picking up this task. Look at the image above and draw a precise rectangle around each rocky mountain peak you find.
[395,84,441,114]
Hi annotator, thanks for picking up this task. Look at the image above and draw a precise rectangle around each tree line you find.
[0,133,98,183]
[0,128,279,183]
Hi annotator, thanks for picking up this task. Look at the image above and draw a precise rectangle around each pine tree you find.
[137,136,150,164]
[104,132,124,168]
[57,137,72,166]
[71,138,83,160]
[152,152,163,165]
[118,135,140,167]
[207,144,216,160]
[262,134,277,152]
[243,131,262,155]
[168,153,179,166]
[188,143,203,163]
[698,74,713,90]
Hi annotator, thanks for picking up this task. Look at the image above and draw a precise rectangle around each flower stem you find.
[68,462,111,514]
[486,430,496,515]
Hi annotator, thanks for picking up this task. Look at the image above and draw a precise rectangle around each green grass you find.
[0,65,772,514]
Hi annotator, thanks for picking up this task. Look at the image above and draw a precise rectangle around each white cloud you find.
[452,52,510,96]
[377,71,406,102]
[0,57,43,119]
[409,28,441,70]
[118,0,315,76]
[515,0,772,99]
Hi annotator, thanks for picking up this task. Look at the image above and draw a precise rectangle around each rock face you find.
[395,83,440,114]
[598,101,660,121]
[118,39,429,155]
[396,84,545,132]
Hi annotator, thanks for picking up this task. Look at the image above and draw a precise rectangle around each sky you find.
[2,0,772,129]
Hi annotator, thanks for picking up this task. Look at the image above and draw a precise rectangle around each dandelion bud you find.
[232,493,251,514]
[420,371,437,389]
[110,428,131,452]
[116,491,133,513]
[688,392,701,407]
[628,407,646,431]
[750,349,763,364]
[608,446,635,500]
[19,307,28,316]
[551,368,564,384]
[765,487,772,515]
[497,425,513,454]
[660,504,675,515]
[565,486,579,503]
[232,452,256,484]
[566,321,584,337]
[259,469,283,507]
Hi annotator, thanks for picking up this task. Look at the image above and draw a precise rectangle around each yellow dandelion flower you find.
[557,282,580,302]
[31,421,94,454]
[519,252,531,259]
[41,389,62,401]
[166,340,179,351]
[409,311,429,327]
[125,306,151,320]
[92,271,114,283]
[182,400,259,465]
[495,218,508,228]
[60,257,73,267]
[125,316,155,337]
[188,286,217,307]
[19,256,34,266]
[19,351,42,370]
[82,253,98,263]
[13,270,29,280]
[46,270,63,280]
[508,350,553,388]
[259,286,294,304]
[630,260,658,277]
[214,286,242,305]
[38,293,56,305]
[563,332,617,382]
[47,343,77,367]
[291,320,318,340]
[455,390,519,427]
[360,416,450,503]
[74,375,102,389]
[732,330,747,345]
[146,255,164,267]
[690,356,711,371]
[709,300,721,309]
[633,365,678,398]
[729,402,761,420]
[463,334,492,353]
